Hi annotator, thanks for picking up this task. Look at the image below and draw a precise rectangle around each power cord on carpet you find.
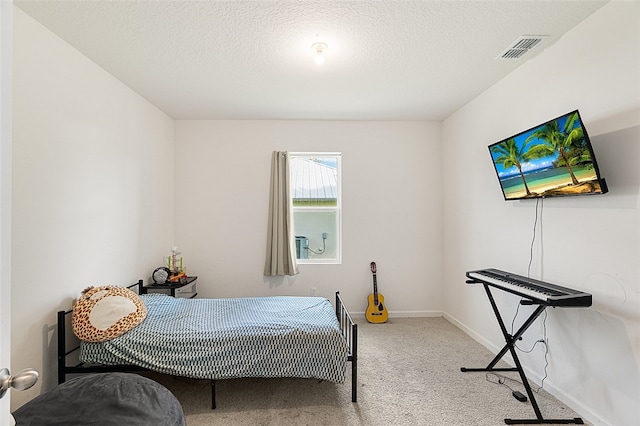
[485,373,529,403]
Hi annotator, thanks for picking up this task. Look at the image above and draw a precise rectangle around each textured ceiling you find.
[15,1,608,121]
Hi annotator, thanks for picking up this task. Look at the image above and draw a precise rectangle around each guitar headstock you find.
[370,261,377,273]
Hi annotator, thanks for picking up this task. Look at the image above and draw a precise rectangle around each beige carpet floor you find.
[147,317,588,426]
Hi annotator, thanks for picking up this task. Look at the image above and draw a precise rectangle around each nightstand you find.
[143,276,198,298]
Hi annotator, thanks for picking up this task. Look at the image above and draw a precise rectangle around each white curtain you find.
[264,151,299,276]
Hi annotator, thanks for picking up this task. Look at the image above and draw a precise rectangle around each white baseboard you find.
[389,310,444,318]
[351,310,443,319]
[443,312,501,353]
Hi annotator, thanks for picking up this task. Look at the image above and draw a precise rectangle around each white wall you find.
[10,8,175,409]
[174,120,443,316]
[442,2,640,426]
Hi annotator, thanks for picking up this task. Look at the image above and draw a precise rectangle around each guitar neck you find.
[372,274,379,303]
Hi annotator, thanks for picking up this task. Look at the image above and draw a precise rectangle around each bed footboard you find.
[335,291,357,403]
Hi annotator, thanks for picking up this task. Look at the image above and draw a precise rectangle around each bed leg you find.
[352,324,358,403]
[57,310,67,384]
[210,380,216,409]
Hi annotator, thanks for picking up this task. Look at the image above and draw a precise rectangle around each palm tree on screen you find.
[490,138,534,196]
[525,112,584,185]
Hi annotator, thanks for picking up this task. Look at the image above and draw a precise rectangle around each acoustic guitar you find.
[365,261,388,323]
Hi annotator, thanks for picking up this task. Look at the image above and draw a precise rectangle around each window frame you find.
[289,152,342,265]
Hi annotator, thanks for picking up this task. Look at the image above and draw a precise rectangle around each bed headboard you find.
[57,280,145,384]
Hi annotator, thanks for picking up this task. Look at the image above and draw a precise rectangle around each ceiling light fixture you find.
[312,42,327,65]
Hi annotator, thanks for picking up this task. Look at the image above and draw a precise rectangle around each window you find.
[290,153,342,264]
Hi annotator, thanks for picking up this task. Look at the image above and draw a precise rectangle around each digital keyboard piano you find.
[461,268,591,425]
[466,268,592,307]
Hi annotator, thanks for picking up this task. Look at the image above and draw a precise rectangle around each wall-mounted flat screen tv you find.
[488,110,608,200]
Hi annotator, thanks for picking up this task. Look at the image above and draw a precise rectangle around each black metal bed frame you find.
[57,282,358,408]
[336,291,358,403]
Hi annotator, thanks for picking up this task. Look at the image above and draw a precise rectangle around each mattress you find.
[80,294,348,383]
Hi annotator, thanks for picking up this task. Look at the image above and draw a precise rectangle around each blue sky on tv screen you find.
[491,115,577,178]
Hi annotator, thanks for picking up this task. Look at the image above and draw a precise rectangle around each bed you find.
[57,280,358,408]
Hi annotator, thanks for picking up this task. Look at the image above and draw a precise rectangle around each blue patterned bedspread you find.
[80,294,348,383]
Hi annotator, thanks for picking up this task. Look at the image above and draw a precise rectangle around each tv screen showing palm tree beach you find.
[489,110,607,200]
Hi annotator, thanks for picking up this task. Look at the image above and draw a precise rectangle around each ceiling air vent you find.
[497,35,548,60]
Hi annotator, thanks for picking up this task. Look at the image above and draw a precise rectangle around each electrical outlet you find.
[322,232,327,239]
[310,287,317,296]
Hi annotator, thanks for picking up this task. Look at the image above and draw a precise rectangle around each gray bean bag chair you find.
[13,373,185,425]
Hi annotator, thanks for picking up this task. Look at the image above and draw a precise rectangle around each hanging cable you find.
[510,197,549,391]
[527,197,541,277]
